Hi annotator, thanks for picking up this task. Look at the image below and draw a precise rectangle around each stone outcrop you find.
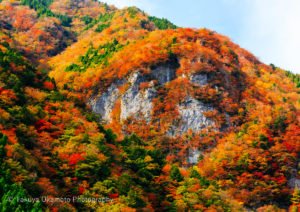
[289,168,300,189]
[187,149,203,164]
[88,79,125,122]
[89,64,217,164]
[190,73,207,86]
[89,64,215,138]
[178,96,215,134]
[120,72,156,122]
[151,64,176,85]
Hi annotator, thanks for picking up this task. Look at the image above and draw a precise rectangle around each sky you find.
[101,0,300,74]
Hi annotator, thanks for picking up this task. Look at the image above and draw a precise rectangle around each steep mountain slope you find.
[0,0,300,211]
[0,0,116,68]
[0,32,171,211]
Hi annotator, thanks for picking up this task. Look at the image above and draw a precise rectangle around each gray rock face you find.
[89,66,214,137]
[190,73,207,86]
[89,72,157,123]
[89,61,179,123]
[120,72,156,122]
[289,168,300,189]
[88,79,125,122]
[289,176,300,189]
[296,179,300,189]
[178,96,215,134]
[289,178,300,189]
[187,149,203,164]
[151,65,176,85]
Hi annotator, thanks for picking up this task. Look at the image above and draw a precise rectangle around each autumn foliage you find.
[0,0,299,211]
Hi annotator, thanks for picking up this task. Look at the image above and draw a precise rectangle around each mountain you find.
[0,0,299,211]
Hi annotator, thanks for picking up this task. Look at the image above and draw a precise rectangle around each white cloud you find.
[240,0,300,73]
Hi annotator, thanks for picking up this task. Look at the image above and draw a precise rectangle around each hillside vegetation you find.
[0,0,299,211]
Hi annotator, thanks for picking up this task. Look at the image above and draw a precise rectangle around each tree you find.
[291,188,300,205]
[170,165,183,182]
[127,188,146,209]
[0,133,43,212]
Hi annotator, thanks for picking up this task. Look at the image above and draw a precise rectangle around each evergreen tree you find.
[0,133,43,212]
[170,165,183,182]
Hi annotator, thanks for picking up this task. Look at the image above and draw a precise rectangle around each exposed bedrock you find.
[88,78,125,122]
[120,72,156,122]
[289,167,300,189]
[177,96,215,134]
[89,63,215,138]
[187,148,203,164]
[151,64,176,85]
[190,73,208,86]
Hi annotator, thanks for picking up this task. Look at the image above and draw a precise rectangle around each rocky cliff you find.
[88,62,217,137]
[1,0,300,211]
